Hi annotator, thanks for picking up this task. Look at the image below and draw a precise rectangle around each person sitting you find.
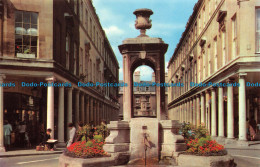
[42,129,54,151]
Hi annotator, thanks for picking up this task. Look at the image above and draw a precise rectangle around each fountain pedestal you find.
[103,8,186,166]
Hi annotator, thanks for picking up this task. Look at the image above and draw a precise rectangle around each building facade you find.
[167,0,260,142]
[119,71,168,118]
[0,0,119,151]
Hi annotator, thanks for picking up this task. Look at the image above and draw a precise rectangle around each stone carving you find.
[133,8,153,37]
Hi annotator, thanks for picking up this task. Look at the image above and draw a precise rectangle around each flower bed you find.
[179,124,227,156]
[64,138,108,158]
[64,122,109,159]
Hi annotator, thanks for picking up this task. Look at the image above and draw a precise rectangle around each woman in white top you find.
[67,123,76,147]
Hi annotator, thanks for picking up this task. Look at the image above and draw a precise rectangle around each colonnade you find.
[169,74,248,141]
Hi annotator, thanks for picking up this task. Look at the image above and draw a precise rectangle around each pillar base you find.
[237,140,249,146]
[215,136,226,145]
[0,146,6,152]
[56,142,66,148]
[225,138,236,144]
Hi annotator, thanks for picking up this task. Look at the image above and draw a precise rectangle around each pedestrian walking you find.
[4,120,12,150]
[67,123,76,147]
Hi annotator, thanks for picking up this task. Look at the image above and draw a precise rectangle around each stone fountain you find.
[103,9,186,166]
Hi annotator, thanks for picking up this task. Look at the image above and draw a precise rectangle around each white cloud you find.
[104,26,124,36]
[135,66,154,81]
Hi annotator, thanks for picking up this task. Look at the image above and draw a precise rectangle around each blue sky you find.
[92,0,197,81]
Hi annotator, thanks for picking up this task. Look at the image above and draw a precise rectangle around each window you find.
[203,6,206,27]
[74,0,78,14]
[74,42,77,75]
[256,9,260,53]
[209,0,211,17]
[194,62,197,84]
[214,37,218,71]
[232,14,237,58]
[89,18,92,36]
[136,97,140,103]
[198,15,202,34]
[208,44,211,76]
[15,11,38,58]
[221,30,226,66]
[198,56,201,83]
[146,96,150,102]
[79,48,83,74]
[203,49,206,79]
[145,87,149,91]
[66,33,71,69]
[80,0,83,21]
[85,10,88,30]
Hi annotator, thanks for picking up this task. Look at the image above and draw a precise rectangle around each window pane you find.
[31,47,37,54]
[15,11,22,22]
[15,23,24,34]
[23,46,30,54]
[23,23,30,32]
[15,35,23,46]
[23,35,30,46]
[257,9,260,52]
[31,13,38,24]
[23,12,31,23]
[15,45,23,53]
[31,36,37,46]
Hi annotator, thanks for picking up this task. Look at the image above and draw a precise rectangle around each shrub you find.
[193,125,208,139]
[94,134,104,143]
[185,125,226,156]
[179,123,194,140]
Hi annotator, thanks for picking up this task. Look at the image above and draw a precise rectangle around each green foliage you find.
[179,123,193,139]
[94,135,104,142]
[85,140,93,147]
[193,125,208,139]
[198,136,211,147]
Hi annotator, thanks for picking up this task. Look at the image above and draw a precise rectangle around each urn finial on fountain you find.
[133,8,153,37]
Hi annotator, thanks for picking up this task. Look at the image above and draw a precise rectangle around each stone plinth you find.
[160,120,186,157]
[129,118,159,162]
[103,121,130,166]
[103,121,130,154]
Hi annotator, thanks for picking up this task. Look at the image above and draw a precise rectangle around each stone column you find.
[74,90,80,125]
[96,101,100,125]
[58,86,65,146]
[205,90,210,131]
[201,93,205,125]
[85,95,89,124]
[81,93,85,123]
[90,98,94,123]
[211,88,217,137]
[239,73,247,141]
[123,54,132,121]
[187,100,190,123]
[46,77,55,138]
[0,75,5,152]
[67,87,73,139]
[93,100,97,125]
[178,104,182,122]
[227,79,234,139]
[196,95,200,126]
[193,97,196,126]
[218,87,224,137]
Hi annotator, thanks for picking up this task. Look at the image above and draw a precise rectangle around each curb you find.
[0,151,63,158]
